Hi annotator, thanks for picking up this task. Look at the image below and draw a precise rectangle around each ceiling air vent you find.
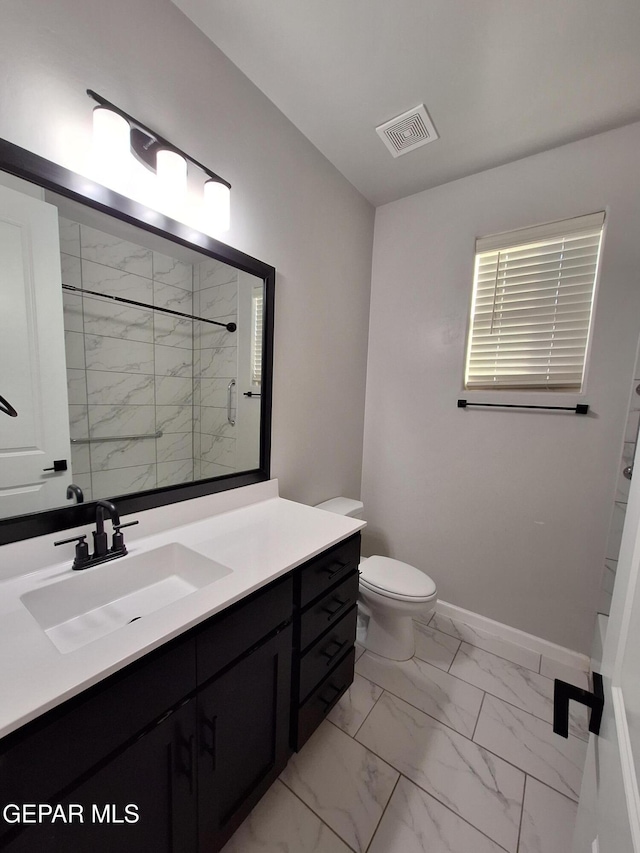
[376,104,438,158]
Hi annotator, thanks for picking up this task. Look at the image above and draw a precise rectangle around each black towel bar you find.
[458,399,589,415]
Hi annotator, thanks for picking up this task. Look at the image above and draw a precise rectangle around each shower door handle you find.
[227,380,236,426]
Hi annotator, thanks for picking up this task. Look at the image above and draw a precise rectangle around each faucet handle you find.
[111,520,139,554]
[54,534,90,570]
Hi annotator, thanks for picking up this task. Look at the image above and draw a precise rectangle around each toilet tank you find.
[315,497,364,519]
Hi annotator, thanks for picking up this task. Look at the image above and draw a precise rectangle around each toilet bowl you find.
[315,498,438,661]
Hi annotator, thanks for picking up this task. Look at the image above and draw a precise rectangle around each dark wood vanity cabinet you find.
[292,533,361,750]
[0,533,361,851]
[0,575,293,853]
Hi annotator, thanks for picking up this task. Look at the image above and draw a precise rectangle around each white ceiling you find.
[173,0,640,207]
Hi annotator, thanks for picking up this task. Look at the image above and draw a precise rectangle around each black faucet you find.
[93,500,120,558]
[66,483,84,504]
[54,500,138,570]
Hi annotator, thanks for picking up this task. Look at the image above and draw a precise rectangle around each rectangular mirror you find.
[0,139,274,545]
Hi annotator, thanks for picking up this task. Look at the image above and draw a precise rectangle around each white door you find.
[0,183,72,518]
[573,456,640,851]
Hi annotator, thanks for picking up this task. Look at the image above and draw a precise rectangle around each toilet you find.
[315,497,437,661]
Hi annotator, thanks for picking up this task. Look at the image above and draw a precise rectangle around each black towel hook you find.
[0,395,17,418]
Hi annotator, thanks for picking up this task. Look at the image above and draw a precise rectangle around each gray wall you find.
[362,122,640,653]
[0,0,374,506]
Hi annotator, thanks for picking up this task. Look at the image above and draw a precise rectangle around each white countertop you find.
[0,489,364,739]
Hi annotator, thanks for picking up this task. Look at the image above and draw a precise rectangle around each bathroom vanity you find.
[0,486,363,851]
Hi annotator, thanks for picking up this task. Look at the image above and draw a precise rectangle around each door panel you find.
[0,184,71,516]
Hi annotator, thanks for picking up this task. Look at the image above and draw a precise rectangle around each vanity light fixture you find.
[88,89,231,234]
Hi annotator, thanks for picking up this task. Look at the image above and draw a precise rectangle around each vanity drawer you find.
[299,534,360,608]
[300,570,359,651]
[295,647,355,750]
[299,605,357,703]
[196,575,293,685]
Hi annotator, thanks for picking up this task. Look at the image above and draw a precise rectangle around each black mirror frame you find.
[0,138,274,545]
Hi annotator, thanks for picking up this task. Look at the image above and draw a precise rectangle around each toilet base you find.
[363,610,416,661]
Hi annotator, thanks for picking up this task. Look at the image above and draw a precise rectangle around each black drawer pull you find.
[553,672,604,738]
[322,597,350,619]
[320,638,349,665]
[322,560,348,580]
[176,733,196,794]
[319,681,346,710]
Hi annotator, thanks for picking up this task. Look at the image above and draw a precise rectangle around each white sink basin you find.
[21,543,233,654]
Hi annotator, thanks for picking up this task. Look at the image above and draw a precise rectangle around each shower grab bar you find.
[71,430,163,444]
[457,399,589,415]
[227,380,236,426]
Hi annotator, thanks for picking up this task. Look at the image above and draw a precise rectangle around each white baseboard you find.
[433,599,591,672]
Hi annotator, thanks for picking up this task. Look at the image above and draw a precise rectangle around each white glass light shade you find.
[92,107,131,189]
[156,148,187,203]
[204,179,231,233]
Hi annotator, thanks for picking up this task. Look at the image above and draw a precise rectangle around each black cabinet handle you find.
[322,597,350,619]
[201,715,217,770]
[553,672,604,738]
[318,681,346,710]
[320,638,348,666]
[321,560,348,580]
[175,733,196,794]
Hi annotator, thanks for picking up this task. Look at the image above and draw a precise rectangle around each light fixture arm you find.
[87,89,231,190]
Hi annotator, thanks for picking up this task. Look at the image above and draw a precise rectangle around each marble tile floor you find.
[221,614,588,853]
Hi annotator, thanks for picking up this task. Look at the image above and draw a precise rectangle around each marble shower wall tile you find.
[91,464,157,498]
[68,405,89,440]
[157,460,194,487]
[197,347,237,379]
[90,437,156,472]
[155,375,194,406]
[279,721,399,853]
[59,217,80,257]
[367,775,505,853]
[200,461,235,478]
[66,369,87,405]
[200,407,235,438]
[473,694,587,801]
[82,300,153,343]
[157,432,193,464]
[429,613,541,672]
[449,643,588,740]
[153,314,193,349]
[88,404,156,439]
[84,335,154,374]
[356,651,484,737]
[200,434,236,468]
[61,252,82,288]
[64,331,85,369]
[155,344,193,378]
[356,691,524,852]
[197,258,238,290]
[153,252,193,291]
[86,371,155,407]
[221,779,351,853]
[80,225,153,277]
[518,776,578,853]
[199,281,238,319]
[156,405,194,434]
[81,260,153,303]
[70,444,90,475]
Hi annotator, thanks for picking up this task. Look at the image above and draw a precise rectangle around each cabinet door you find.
[197,624,292,852]
[2,700,197,853]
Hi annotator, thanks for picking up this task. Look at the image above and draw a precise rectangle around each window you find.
[465,212,605,391]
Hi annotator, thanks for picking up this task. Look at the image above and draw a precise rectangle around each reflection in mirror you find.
[0,179,264,521]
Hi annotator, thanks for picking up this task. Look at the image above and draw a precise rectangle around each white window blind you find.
[465,212,604,391]
[251,287,264,385]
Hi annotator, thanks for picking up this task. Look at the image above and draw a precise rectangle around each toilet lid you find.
[360,556,436,599]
